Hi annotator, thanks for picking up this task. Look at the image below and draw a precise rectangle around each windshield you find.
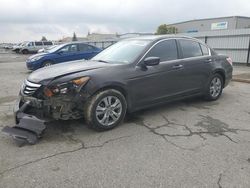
[21,42,29,46]
[92,40,151,64]
[44,45,58,52]
[47,44,66,53]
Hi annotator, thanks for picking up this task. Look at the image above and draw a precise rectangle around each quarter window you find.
[145,39,178,62]
[179,39,202,58]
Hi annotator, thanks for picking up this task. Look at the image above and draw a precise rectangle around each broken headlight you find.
[44,77,90,97]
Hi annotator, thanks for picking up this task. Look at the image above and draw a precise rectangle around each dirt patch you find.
[233,73,250,83]
[0,96,17,105]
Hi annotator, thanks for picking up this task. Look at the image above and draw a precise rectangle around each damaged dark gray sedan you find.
[12,36,233,133]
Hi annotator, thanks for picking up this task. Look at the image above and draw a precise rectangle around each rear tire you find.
[204,73,223,101]
[84,89,127,131]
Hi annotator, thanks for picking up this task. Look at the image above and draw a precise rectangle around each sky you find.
[0,0,250,42]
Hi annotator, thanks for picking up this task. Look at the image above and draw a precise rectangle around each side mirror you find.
[143,57,160,66]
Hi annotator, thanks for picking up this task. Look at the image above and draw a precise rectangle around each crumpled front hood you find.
[28,60,110,83]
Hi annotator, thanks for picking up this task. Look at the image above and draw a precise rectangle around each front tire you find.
[84,89,127,131]
[204,73,223,101]
[43,61,53,67]
[22,49,28,54]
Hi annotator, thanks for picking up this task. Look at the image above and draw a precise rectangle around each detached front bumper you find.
[14,96,44,122]
[2,98,46,146]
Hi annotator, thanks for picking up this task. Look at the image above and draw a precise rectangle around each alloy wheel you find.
[95,96,122,126]
[210,77,222,98]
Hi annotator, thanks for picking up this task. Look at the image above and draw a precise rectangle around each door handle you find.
[204,58,212,63]
[172,64,183,69]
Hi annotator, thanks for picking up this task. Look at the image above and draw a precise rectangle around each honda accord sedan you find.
[16,35,233,131]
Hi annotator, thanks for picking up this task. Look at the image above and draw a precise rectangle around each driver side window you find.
[145,39,178,62]
[70,44,77,52]
[59,45,70,53]
[59,44,78,53]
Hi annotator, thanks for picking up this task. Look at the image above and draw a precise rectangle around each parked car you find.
[12,42,27,53]
[26,42,101,70]
[3,44,13,49]
[19,41,54,54]
[15,35,233,131]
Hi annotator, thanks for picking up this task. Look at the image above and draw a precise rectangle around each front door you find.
[55,44,78,63]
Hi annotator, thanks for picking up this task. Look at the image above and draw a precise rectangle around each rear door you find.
[177,39,213,92]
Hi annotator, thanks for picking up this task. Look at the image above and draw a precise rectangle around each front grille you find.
[22,80,41,96]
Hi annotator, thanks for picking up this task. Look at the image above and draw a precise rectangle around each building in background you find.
[86,33,118,41]
[118,32,153,39]
[169,16,250,33]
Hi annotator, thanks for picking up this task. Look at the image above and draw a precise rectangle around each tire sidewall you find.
[22,49,28,54]
[88,90,127,131]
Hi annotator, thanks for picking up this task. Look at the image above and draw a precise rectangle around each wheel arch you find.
[21,48,29,53]
[89,83,131,111]
[42,59,55,66]
[212,69,226,87]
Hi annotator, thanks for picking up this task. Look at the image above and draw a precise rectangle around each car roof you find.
[61,41,99,48]
[64,41,90,45]
[125,35,200,42]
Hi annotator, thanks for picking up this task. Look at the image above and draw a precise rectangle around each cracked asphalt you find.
[0,51,250,188]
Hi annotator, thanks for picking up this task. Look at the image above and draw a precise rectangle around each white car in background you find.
[12,42,27,53]
[19,41,54,54]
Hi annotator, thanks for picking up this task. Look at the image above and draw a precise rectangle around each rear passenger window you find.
[78,44,89,51]
[200,44,209,56]
[43,41,53,45]
[179,40,202,58]
[35,42,43,46]
[145,39,178,62]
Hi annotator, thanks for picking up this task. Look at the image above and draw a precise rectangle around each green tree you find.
[72,32,78,41]
[156,24,178,35]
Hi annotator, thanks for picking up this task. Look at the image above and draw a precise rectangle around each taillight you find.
[226,57,233,66]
